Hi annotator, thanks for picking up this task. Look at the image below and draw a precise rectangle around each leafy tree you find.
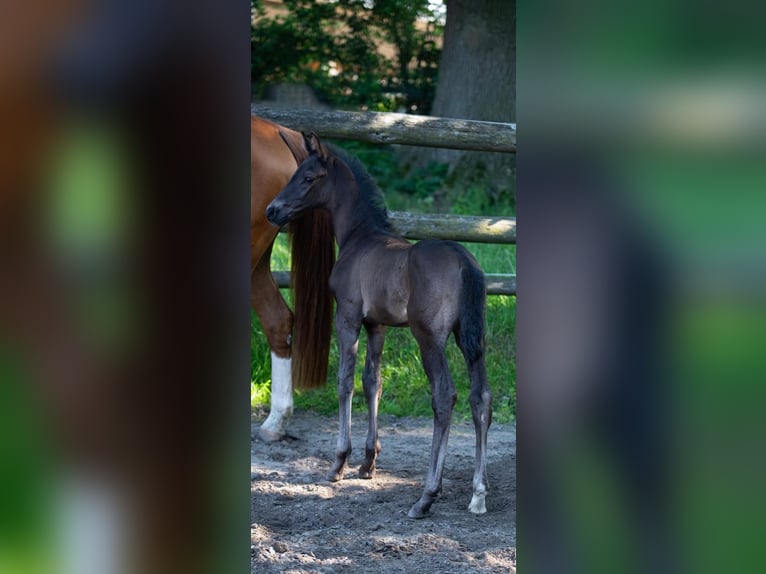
[252,0,378,107]
[370,0,442,113]
[251,0,442,112]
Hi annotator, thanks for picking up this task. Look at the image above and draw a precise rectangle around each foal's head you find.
[266,133,345,227]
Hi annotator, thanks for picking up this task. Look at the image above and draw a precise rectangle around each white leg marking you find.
[54,474,130,574]
[468,484,487,514]
[468,492,487,514]
[259,353,293,441]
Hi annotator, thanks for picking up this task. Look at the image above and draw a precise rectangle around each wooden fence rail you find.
[389,212,515,244]
[252,105,516,153]
[279,212,516,244]
[272,271,516,296]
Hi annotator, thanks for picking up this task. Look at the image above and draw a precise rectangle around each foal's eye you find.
[303,175,314,183]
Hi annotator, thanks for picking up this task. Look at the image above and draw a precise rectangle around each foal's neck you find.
[328,166,387,251]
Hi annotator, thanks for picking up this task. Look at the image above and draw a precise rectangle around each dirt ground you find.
[251,411,516,573]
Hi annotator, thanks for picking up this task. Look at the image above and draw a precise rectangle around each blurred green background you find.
[519,0,766,572]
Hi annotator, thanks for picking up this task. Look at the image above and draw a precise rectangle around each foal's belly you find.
[362,294,408,326]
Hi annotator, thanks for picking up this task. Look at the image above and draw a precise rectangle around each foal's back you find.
[334,230,481,335]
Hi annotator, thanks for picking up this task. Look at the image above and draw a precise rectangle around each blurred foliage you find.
[251,0,442,113]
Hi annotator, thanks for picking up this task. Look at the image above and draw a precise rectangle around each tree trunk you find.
[417,0,515,187]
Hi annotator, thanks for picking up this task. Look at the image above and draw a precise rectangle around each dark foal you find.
[266,134,492,518]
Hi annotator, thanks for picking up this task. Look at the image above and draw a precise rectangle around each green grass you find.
[252,143,516,422]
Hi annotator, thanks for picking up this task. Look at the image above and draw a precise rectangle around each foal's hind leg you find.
[408,332,456,519]
[458,340,492,514]
[359,324,386,479]
[327,309,362,482]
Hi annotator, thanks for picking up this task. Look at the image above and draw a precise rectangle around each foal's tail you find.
[457,256,487,366]
[456,253,492,429]
[289,210,335,389]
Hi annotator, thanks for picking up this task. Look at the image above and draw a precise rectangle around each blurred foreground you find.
[0,2,250,574]
[518,1,766,573]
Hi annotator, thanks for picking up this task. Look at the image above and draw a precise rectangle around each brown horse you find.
[251,116,335,441]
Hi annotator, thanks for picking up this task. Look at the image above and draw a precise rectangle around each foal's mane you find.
[327,144,394,232]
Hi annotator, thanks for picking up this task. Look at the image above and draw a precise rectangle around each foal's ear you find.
[302,131,315,154]
[305,132,329,161]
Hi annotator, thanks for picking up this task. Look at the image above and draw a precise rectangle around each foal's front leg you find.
[359,323,386,479]
[326,311,361,482]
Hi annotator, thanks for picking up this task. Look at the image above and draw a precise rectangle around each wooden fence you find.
[253,105,516,295]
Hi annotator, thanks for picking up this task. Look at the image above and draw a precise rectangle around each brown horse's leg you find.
[251,243,294,441]
[251,242,292,358]
[359,323,386,479]
[407,332,456,519]
[326,307,362,482]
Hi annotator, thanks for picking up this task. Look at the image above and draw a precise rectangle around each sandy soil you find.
[251,411,516,573]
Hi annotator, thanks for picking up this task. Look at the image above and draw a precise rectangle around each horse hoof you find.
[257,427,284,443]
[326,468,345,482]
[407,503,431,520]
[468,495,487,514]
[358,467,376,480]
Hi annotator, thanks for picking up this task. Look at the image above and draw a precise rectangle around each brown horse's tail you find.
[289,210,335,389]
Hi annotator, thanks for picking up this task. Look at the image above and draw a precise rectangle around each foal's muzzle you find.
[265,202,289,227]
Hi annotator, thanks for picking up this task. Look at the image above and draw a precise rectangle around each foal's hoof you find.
[257,427,284,443]
[326,466,346,483]
[468,493,487,514]
[326,470,343,482]
[358,466,376,480]
[406,501,432,520]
